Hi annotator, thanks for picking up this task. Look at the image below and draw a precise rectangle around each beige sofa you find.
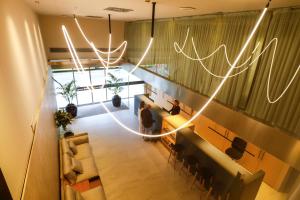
[60,133,106,200]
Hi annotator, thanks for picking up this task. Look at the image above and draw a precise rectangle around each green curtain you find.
[245,8,300,135]
[124,8,300,136]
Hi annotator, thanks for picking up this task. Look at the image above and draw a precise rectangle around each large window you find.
[52,66,145,108]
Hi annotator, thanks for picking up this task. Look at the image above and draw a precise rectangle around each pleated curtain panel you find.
[124,8,300,137]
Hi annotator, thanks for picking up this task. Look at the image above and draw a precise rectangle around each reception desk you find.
[176,128,265,200]
[134,95,169,133]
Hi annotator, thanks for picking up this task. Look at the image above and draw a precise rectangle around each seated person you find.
[169,100,181,115]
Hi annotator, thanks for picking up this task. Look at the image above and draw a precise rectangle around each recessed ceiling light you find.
[179,7,196,11]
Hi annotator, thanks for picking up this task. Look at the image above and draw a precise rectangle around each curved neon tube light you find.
[91,7,267,137]
[74,17,126,55]
[129,38,154,74]
[190,36,300,103]
[74,16,127,65]
[174,28,260,69]
[63,6,267,137]
[62,25,94,91]
[173,28,189,53]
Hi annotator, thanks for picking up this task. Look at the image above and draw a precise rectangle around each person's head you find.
[146,104,151,109]
[140,101,145,109]
[174,100,179,106]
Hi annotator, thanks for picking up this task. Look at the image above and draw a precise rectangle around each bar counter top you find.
[178,128,251,176]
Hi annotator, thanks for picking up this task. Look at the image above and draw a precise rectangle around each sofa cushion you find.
[75,191,84,200]
[74,143,93,160]
[68,134,89,145]
[76,157,99,183]
[69,141,78,155]
[62,138,74,157]
[65,185,76,200]
[81,187,106,200]
[63,153,77,184]
[72,158,83,174]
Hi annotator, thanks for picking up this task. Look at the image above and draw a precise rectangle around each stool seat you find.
[168,144,185,169]
[185,155,198,166]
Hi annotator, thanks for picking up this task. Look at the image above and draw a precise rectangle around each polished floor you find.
[70,100,288,200]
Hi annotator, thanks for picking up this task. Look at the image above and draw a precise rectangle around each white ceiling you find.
[25,0,300,21]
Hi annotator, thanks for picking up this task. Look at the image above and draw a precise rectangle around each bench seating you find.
[60,133,106,200]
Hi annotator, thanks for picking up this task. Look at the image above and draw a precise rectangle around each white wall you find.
[0,0,58,199]
[39,15,125,60]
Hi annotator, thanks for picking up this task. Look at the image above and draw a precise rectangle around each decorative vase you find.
[112,95,121,107]
[66,103,77,118]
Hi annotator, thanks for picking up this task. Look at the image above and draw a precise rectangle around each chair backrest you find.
[232,137,247,152]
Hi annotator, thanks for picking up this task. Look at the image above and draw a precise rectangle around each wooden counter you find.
[177,128,265,200]
[134,95,169,133]
[178,128,250,176]
[161,115,194,148]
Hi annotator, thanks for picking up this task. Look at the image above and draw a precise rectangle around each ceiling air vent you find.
[104,7,134,13]
[179,7,196,11]
[85,15,103,19]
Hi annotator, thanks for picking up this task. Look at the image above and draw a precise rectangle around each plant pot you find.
[66,103,77,118]
[112,95,121,107]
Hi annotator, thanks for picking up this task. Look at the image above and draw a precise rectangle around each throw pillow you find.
[63,154,77,184]
[71,158,83,174]
[68,141,78,155]
[62,138,74,157]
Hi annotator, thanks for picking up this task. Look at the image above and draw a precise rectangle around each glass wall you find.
[53,66,145,108]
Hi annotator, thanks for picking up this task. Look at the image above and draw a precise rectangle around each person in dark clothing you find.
[169,100,181,115]
[141,104,155,140]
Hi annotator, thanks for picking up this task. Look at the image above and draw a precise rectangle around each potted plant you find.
[107,73,124,107]
[53,78,78,118]
[54,110,72,131]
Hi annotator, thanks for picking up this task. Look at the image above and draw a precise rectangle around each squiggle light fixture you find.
[174,28,261,69]
[74,14,153,73]
[74,15,127,65]
[63,2,269,137]
[175,27,300,103]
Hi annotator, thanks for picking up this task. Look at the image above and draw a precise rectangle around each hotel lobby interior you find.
[1,0,300,199]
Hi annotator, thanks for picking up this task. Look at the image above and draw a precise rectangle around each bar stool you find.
[205,179,230,200]
[168,144,184,169]
[191,166,214,192]
[180,154,198,177]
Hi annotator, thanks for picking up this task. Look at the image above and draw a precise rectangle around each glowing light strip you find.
[63,7,267,138]
[174,28,260,69]
[190,37,300,103]
[62,25,93,91]
[74,16,127,65]
[74,17,126,54]
[93,7,267,137]
[191,38,250,78]
[129,38,154,74]
[174,28,189,53]
[266,38,300,103]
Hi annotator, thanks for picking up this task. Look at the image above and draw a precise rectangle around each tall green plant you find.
[106,73,124,95]
[53,78,76,104]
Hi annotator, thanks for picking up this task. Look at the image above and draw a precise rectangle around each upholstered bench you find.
[60,133,106,200]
